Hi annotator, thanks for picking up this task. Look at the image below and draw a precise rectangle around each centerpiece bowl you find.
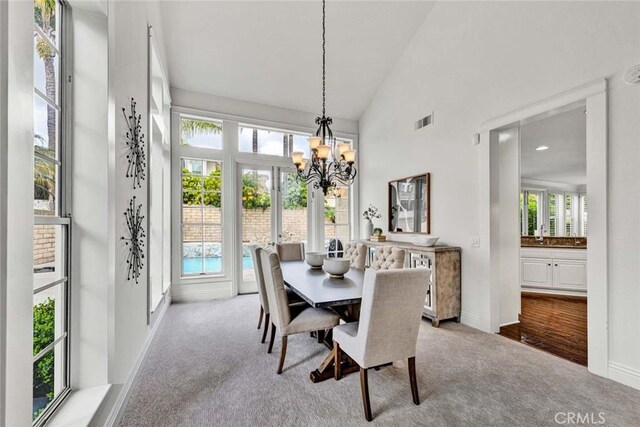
[306,252,326,270]
[322,258,351,279]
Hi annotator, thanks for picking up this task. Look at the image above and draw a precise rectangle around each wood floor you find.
[499,292,587,366]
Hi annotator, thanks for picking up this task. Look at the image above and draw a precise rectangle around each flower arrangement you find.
[362,204,382,221]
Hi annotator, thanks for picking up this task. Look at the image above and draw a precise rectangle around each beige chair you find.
[343,242,367,270]
[333,268,430,421]
[370,246,405,270]
[275,242,305,261]
[260,247,341,374]
[250,246,304,345]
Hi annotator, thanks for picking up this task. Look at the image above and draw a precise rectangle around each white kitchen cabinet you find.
[520,248,586,293]
[521,258,552,288]
[553,260,587,290]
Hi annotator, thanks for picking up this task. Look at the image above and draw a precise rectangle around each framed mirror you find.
[388,173,430,233]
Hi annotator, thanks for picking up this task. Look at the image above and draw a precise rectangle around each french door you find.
[238,164,308,293]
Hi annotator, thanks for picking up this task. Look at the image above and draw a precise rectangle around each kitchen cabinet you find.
[520,248,586,293]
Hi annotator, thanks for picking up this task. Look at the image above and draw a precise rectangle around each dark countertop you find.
[521,236,587,249]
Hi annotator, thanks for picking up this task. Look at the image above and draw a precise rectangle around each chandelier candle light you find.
[292,0,357,195]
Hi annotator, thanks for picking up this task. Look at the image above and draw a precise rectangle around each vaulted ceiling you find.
[159,1,435,120]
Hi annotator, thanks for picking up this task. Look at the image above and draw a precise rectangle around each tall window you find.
[181,159,223,276]
[32,0,70,423]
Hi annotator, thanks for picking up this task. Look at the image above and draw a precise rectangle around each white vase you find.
[363,219,373,239]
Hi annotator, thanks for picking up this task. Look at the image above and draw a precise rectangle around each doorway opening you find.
[480,79,608,376]
[496,106,588,365]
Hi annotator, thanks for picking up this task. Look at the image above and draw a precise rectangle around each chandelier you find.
[291,0,357,196]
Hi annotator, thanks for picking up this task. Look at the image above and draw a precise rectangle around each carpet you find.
[119,295,640,426]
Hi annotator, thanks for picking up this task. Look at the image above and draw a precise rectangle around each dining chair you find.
[333,268,430,421]
[250,246,305,346]
[260,247,341,374]
[275,242,305,261]
[344,242,367,270]
[370,246,406,270]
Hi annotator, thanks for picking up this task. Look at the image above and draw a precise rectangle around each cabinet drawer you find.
[553,260,587,290]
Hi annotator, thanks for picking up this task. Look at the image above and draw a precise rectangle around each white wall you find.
[2,1,35,425]
[107,0,170,386]
[358,1,640,386]
[171,88,359,136]
[71,7,109,390]
[0,1,8,422]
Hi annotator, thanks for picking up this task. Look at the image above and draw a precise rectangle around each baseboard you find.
[521,287,587,297]
[102,293,171,426]
[171,281,232,302]
[500,320,520,327]
[461,311,482,330]
[608,361,640,390]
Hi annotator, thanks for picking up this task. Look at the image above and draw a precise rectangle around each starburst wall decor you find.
[122,98,146,189]
[121,196,145,283]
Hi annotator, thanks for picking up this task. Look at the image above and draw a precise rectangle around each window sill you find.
[46,384,111,427]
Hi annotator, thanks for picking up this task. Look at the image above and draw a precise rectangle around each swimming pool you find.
[183,256,253,274]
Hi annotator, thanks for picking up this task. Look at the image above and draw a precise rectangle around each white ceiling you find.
[159,1,435,120]
[520,107,587,186]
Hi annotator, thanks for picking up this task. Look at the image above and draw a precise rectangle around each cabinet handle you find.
[555,264,558,267]
[548,263,551,266]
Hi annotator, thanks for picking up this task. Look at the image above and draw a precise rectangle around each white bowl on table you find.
[306,252,326,269]
[411,235,440,247]
[322,258,351,279]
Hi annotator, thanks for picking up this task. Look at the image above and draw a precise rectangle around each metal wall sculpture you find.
[123,97,146,189]
[121,196,145,284]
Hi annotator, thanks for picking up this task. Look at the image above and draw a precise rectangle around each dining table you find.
[280,260,365,383]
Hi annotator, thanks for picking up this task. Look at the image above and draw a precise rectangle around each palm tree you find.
[34,0,57,151]
[34,140,55,202]
[180,119,222,145]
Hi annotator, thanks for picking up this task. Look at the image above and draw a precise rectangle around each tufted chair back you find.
[343,242,367,270]
[370,246,406,271]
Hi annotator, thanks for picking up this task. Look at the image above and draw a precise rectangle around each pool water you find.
[183,256,253,274]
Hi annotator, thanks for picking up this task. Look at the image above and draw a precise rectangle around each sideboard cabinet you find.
[362,241,461,327]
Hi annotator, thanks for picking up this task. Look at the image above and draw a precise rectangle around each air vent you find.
[414,113,433,130]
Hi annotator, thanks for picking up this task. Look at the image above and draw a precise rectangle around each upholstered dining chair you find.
[343,242,367,270]
[250,246,304,346]
[275,242,305,261]
[370,246,406,270]
[333,268,430,421]
[260,247,341,374]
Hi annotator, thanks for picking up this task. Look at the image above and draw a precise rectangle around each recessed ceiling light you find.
[536,145,549,151]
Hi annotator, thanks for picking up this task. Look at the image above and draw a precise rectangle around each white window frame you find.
[32,0,72,425]
[171,106,359,295]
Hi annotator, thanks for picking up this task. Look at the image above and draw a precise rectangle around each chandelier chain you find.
[322,0,326,117]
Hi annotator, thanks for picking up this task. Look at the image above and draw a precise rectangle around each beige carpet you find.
[119,295,640,426]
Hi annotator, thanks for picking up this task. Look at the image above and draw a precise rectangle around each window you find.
[580,195,587,236]
[521,190,587,237]
[324,185,351,248]
[239,124,312,158]
[181,159,223,276]
[520,190,545,236]
[180,116,223,149]
[32,0,70,423]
